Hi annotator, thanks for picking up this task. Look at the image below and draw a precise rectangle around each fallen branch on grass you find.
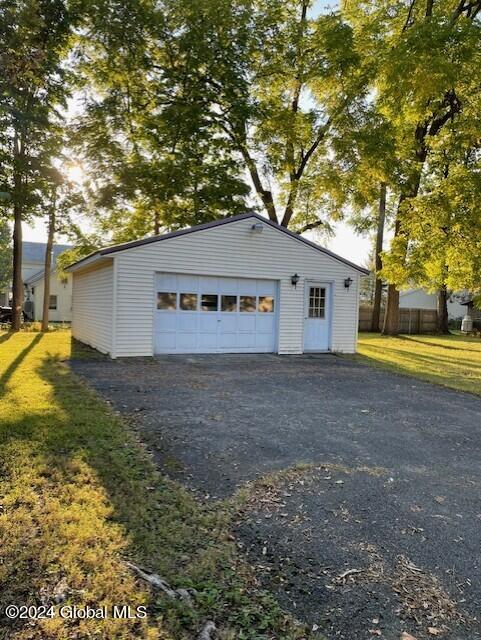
[125,561,195,605]
[198,620,216,639]
[337,568,364,581]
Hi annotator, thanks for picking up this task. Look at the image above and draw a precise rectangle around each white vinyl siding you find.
[112,218,360,357]
[29,273,73,322]
[71,262,113,354]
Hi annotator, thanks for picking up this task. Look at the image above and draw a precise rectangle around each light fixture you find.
[251,222,264,233]
[344,277,353,289]
[291,273,300,287]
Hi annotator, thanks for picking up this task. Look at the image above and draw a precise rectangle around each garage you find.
[66,213,367,358]
[155,274,278,354]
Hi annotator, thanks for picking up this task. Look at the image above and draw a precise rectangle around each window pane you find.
[240,295,256,312]
[221,295,237,312]
[49,295,57,310]
[308,287,326,318]
[201,294,218,311]
[258,296,274,312]
[157,292,177,310]
[180,293,197,311]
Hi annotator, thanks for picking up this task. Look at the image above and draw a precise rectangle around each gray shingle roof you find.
[67,213,369,275]
[23,241,72,265]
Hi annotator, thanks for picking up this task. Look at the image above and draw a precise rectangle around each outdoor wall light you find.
[344,277,353,289]
[251,222,264,233]
[291,273,300,287]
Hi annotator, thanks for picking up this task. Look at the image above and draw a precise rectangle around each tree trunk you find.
[437,285,450,334]
[11,130,24,332]
[153,210,160,235]
[11,203,23,332]
[41,206,55,332]
[371,182,387,332]
[382,214,402,335]
[382,284,400,335]
[382,156,425,337]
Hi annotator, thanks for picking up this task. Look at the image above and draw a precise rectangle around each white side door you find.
[303,283,331,352]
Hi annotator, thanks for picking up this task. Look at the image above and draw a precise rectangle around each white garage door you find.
[154,273,278,354]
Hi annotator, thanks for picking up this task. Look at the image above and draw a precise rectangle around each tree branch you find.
[402,0,418,32]
[282,0,309,227]
[429,89,462,137]
[449,0,481,25]
[296,118,332,179]
[217,118,278,222]
[297,219,326,234]
[280,118,332,228]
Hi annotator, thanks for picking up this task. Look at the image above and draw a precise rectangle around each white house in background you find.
[399,288,466,320]
[66,213,368,358]
[21,241,71,282]
[25,269,73,322]
[22,241,72,322]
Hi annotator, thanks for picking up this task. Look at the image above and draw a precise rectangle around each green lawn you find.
[0,331,312,640]
[356,333,481,396]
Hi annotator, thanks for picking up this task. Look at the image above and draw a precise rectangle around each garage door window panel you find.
[221,295,237,312]
[180,293,198,311]
[258,296,274,312]
[158,292,177,310]
[201,294,218,311]
[240,296,256,312]
[155,274,278,354]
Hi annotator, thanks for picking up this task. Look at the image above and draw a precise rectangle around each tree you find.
[0,0,75,330]
[0,219,12,300]
[187,0,370,231]
[74,0,371,240]
[343,0,481,335]
[56,232,99,276]
[382,157,481,333]
[39,163,84,331]
[72,0,252,241]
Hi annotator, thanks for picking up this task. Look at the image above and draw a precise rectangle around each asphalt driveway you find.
[72,354,481,640]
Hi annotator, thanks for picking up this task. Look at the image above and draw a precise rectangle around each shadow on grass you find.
[355,346,481,396]
[0,332,14,345]
[396,334,481,353]
[363,340,481,367]
[0,334,43,397]
[69,337,110,361]
[0,338,304,639]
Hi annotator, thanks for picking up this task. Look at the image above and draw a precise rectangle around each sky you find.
[23,0,372,267]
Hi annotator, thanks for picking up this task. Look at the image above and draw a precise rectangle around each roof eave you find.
[65,252,110,273]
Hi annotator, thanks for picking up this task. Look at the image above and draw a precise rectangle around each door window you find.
[258,296,274,312]
[157,292,177,310]
[240,295,256,312]
[221,295,237,312]
[201,294,218,311]
[308,287,326,318]
[180,293,197,310]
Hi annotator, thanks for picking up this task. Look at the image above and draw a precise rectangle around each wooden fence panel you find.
[359,306,438,334]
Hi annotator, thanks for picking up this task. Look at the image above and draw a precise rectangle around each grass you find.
[356,332,481,396]
[0,331,315,640]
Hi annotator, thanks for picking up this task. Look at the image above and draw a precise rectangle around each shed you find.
[66,213,368,358]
